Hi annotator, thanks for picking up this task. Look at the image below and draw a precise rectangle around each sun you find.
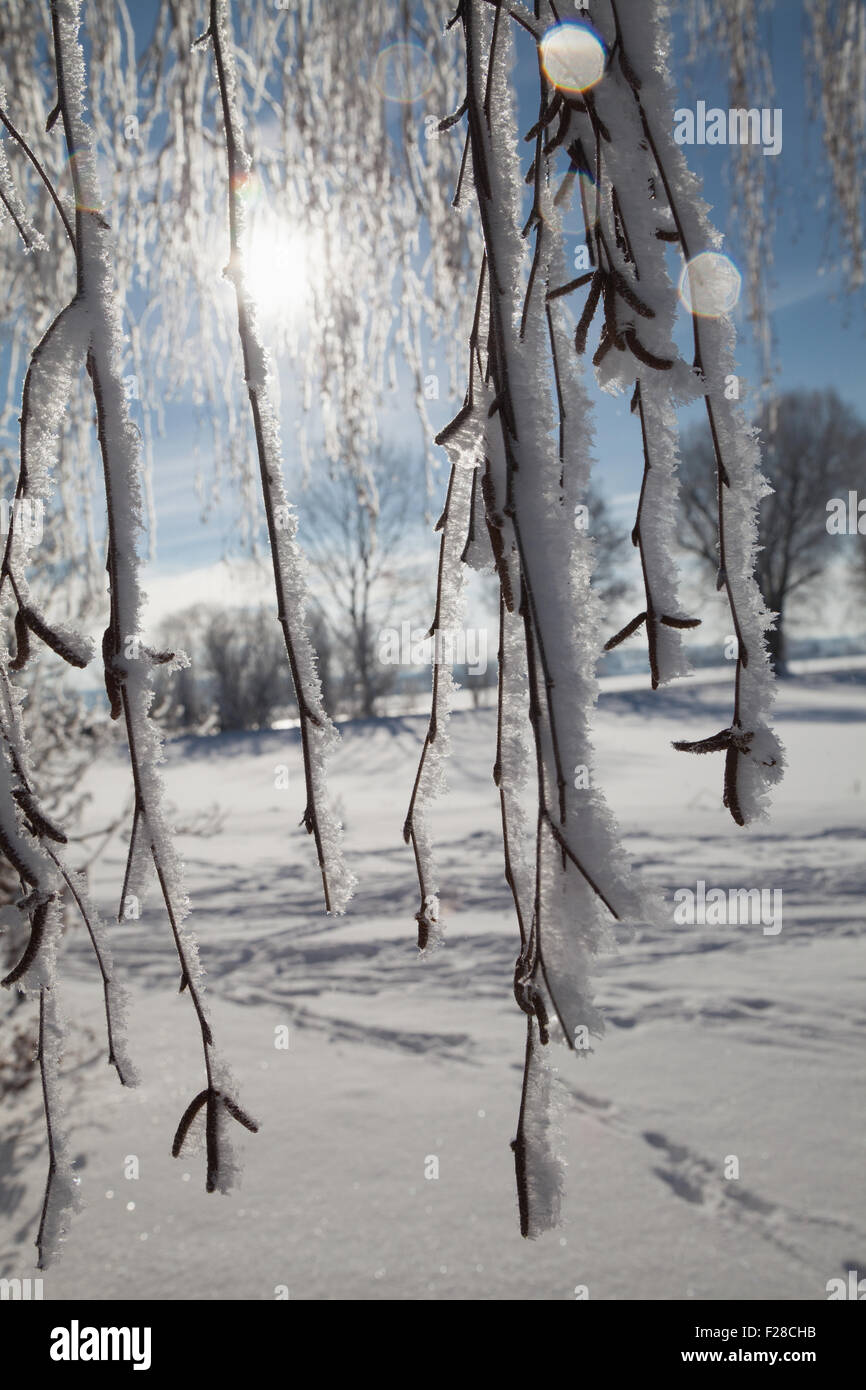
[242,215,311,324]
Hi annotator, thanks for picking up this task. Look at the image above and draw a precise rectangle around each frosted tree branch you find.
[203,0,354,915]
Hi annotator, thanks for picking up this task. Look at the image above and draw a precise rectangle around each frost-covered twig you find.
[680,0,777,391]
[34,984,80,1270]
[407,0,649,1238]
[412,0,783,1241]
[403,462,473,949]
[403,255,492,948]
[0,96,76,251]
[200,0,353,915]
[603,381,700,689]
[42,0,256,1210]
[538,1,782,818]
[807,0,866,294]
[603,0,784,821]
[0,667,89,1264]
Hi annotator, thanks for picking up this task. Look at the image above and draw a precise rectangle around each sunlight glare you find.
[244,218,311,324]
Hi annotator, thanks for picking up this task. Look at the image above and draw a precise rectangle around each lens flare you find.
[678,252,742,317]
[373,42,435,103]
[540,22,607,95]
[232,169,263,208]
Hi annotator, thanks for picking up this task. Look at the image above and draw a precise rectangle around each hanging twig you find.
[202,0,352,916]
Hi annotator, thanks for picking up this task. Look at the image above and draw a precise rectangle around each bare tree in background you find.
[150,605,211,732]
[203,608,294,731]
[678,390,866,673]
[586,484,630,610]
[300,450,430,718]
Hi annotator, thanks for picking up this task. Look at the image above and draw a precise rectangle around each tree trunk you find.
[766,608,790,677]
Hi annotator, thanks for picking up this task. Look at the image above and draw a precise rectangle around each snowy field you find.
[1,664,865,1301]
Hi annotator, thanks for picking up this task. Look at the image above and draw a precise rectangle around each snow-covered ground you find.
[1,665,864,1300]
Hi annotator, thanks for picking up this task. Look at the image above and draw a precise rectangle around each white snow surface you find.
[0,664,863,1299]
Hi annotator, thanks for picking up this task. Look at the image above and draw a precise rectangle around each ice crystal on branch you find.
[406,0,783,1238]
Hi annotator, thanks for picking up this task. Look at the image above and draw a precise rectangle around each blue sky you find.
[128,1,865,609]
[4,3,861,622]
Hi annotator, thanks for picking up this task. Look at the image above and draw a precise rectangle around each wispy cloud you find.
[770,266,842,315]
